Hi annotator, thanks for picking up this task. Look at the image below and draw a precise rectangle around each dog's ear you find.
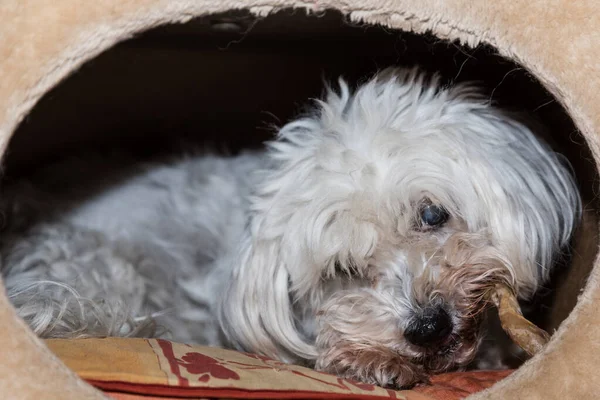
[461,109,582,298]
[217,76,358,361]
[218,234,317,362]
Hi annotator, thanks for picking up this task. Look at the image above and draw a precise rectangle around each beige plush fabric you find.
[1,1,599,399]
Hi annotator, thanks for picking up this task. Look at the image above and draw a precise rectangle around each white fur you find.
[0,68,580,387]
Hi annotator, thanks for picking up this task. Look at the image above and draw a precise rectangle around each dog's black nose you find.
[404,307,453,347]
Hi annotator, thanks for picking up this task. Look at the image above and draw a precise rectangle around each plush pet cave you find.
[1,3,599,400]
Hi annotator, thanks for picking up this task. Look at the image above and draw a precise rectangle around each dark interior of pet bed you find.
[3,9,598,398]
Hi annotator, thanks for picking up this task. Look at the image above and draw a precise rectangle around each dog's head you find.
[219,68,580,387]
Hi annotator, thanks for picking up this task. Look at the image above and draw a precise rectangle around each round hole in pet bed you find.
[2,9,598,398]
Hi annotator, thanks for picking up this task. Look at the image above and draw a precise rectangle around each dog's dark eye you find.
[420,204,449,227]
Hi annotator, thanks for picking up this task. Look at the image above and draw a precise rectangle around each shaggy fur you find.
[0,68,580,388]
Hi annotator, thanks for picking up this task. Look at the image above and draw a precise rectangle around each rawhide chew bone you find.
[491,284,550,356]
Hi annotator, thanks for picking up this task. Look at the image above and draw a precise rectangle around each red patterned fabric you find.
[412,370,514,400]
[46,338,511,400]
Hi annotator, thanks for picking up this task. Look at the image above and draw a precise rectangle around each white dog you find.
[0,68,580,388]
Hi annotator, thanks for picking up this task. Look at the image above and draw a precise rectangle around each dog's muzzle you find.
[404,306,453,348]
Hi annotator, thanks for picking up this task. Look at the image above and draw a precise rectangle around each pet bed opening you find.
[3,8,597,378]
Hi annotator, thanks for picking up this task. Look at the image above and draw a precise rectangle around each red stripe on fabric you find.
[88,380,423,400]
[156,339,189,387]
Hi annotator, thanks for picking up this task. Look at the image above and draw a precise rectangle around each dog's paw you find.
[315,341,428,389]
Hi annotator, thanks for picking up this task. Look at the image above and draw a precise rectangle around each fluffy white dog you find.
[0,68,580,388]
